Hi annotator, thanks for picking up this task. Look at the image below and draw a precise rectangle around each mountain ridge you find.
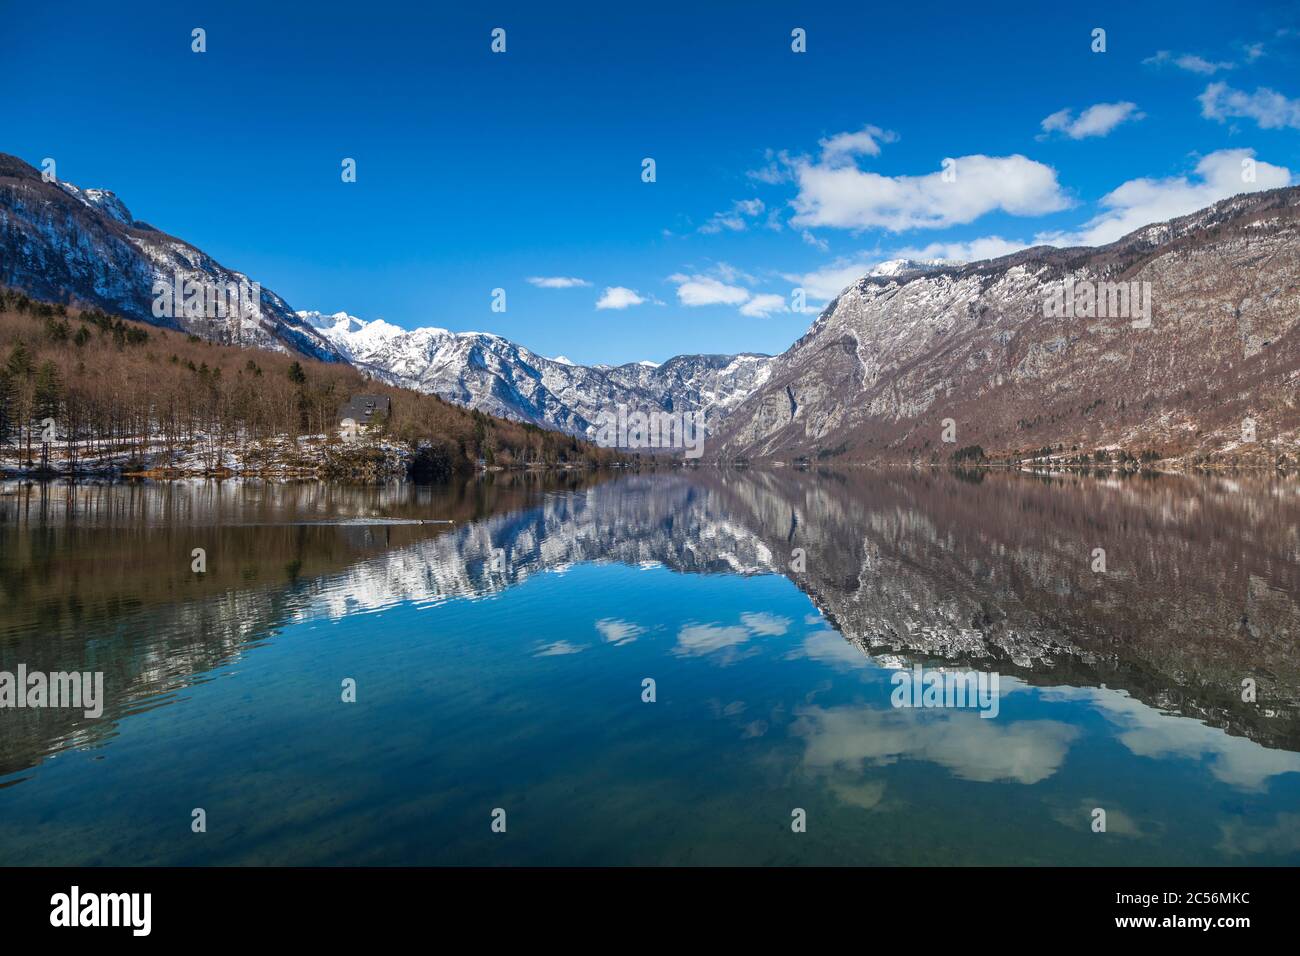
[4,150,1299,464]
[297,307,775,440]
[717,184,1300,465]
[0,153,343,363]
[0,151,779,441]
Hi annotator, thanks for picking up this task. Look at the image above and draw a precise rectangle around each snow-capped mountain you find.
[0,151,772,433]
[8,148,1297,462]
[57,184,135,227]
[0,153,343,362]
[863,257,958,278]
[717,185,1300,463]
[298,309,774,440]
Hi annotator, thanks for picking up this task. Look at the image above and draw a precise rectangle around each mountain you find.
[6,149,1297,463]
[0,153,342,362]
[0,288,621,476]
[861,256,960,278]
[717,187,1300,465]
[298,309,774,440]
[0,151,774,438]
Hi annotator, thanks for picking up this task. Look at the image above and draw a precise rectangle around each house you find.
[338,394,391,432]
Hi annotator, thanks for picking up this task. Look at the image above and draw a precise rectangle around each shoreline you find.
[2,459,1293,485]
[0,436,618,483]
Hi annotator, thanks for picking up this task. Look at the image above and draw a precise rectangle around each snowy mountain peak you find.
[0,153,343,363]
[718,183,1300,462]
[867,257,959,278]
[300,310,366,334]
[295,308,774,440]
[59,182,135,226]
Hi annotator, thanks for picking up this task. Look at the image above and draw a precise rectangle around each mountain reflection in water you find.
[1,469,1298,865]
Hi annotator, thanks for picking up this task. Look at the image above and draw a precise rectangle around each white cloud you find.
[746,148,795,185]
[1039,683,1300,792]
[1144,50,1235,74]
[790,150,1070,232]
[527,276,591,288]
[596,286,647,309]
[1040,102,1144,139]
[1176,54,1235,74]
[894,236,1030,262]
[675,624,751,656]
[668,273,751,307]
[595,618,645,646]
[817,124,897,165]
[739,612,791,635]
[739,293,789,318]
[1035,148,1291,248]
[662,265,790,316]
[711,262,757,285]
[794,704,1080,785]
[674,612,793,657]
[533,640,585,656]
[800,229,829,251]
[749,167,784,184]
[700,198,766,234]
[796,630,871,668]
[783,238,1020,303]
[784,256,881,302]
[1200,82,1300,129]
[1219,813,1300,858]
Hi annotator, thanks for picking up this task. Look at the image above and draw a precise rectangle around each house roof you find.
[338,394,391,424]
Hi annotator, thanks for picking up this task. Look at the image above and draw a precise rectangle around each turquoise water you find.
[2,471,1298,865]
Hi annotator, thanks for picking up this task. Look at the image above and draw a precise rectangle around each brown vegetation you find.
[0,289,621,475]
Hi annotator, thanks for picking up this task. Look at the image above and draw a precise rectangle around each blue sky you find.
[8,0,1300,364]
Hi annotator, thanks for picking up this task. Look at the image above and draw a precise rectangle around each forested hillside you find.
[0,290,621,477]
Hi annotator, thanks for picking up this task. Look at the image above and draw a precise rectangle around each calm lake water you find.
[2,469,1298,865]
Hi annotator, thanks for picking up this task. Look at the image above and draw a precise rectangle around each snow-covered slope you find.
[717,186,1300,463]
[0,153,344,362]
[0,149,773,437]
[299,309,774,440]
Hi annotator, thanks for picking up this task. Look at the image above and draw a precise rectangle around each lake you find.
[2,468,1298,865]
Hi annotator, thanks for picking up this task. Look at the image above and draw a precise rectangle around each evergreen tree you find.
[33,360,64,422]
[7,341,33,378]
[0,368,13,445]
